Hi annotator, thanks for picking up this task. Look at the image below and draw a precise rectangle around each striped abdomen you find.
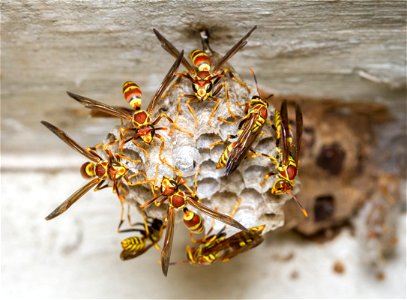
[190,49,212,72]
[80,162,96,179]
[216,143,234,169]
[122,81,142,110]
[121,236,146,252]
[183,208,204,234]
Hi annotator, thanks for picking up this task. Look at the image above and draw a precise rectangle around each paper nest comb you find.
[104,57,297,236]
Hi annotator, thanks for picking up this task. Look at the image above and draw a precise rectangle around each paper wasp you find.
[41,121,152,231]
[139,175,248,276]
[184,224,265,265]
[67,51,192,174]
[214,69,272,175]
[153,26,257,127]
[120,217,164,260]
[261,100,308,217]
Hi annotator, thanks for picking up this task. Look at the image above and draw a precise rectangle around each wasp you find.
[139,175,248,276]
[153,26,257,127]
[41,121,153,231]
[120,217,164,260]
[261,100,308,217]
[214,69,272,175]
[185,225,265,265]
[67,51,192,174]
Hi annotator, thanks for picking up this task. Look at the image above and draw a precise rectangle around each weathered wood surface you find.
[1,1,406,156]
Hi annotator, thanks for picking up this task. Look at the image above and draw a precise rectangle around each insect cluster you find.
[42,26,306,276]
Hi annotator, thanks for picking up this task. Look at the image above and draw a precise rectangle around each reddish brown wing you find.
[153,29,195,74]
[161,206,175,276]
[41,121,102,162]
[279,100,290,165]
[147,50,184,113]
[186,195,248,232]
[225,114,262,175]
[45,177,101,220]
[212,26,257,73]
[208,226,265,260]
[294,103,303,167]
[90,106,134,118]
[67,91,133,121]
[221,234,264,261]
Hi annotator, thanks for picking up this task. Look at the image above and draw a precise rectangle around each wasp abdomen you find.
[183,208,204,234]
[190,49,212,72]
[121,236,145,252]
[80,162,95,179]
[122,81,142,110]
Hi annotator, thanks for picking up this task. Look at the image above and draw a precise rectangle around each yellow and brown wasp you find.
[153,26,257,127]
[184,224,265,265]
[139,175,248,276]
[262,100,308,217]
[67,51,192,174]
[215,69,272,175]
[41,121,152,230]
[120,217,164,261]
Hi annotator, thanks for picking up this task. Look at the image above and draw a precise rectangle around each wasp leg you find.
[130,140,149,160]
[208,97,222,127]
[185,95,199,128]
[224,67,251,94]
[116,153,141,164]
[260,171,277,187]
[216,80,239,122]
[155,133,181,176]
[208,134,237,150]
[153,113,193,137]
[125,172,156,198]
[113,180,127,233]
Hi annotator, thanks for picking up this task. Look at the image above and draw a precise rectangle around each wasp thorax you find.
[132,110,150,127]
[123,81,142,110]
[80,162,95,179]
[95,161,108,178]
[109,162,127,180]
[286,165,298,180]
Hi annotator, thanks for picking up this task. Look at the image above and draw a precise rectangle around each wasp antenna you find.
[289,191,309,218]
[249,68,261,97]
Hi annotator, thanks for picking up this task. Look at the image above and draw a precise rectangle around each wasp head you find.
[160,176,178,196]
[191,71,214,101]
[271,178,293,195]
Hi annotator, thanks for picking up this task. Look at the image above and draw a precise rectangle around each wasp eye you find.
[192,84,198,92]
[206,83,212,92]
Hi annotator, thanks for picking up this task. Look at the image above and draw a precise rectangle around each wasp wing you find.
[90,106,134,118]
[294,103,303,167]
[221,234,264,261]
[187,195,248,232]
[45,177,100,220]
[279,100,290,165]
[67,91,133,121]
[161,206,175,276]
[212,26,257,73]
[225,115,262,175]
[41,121,102,162]
[153,29,195,73]
[147,50,184,113]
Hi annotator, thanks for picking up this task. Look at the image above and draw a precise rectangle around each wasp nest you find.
[104,56,295,236]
